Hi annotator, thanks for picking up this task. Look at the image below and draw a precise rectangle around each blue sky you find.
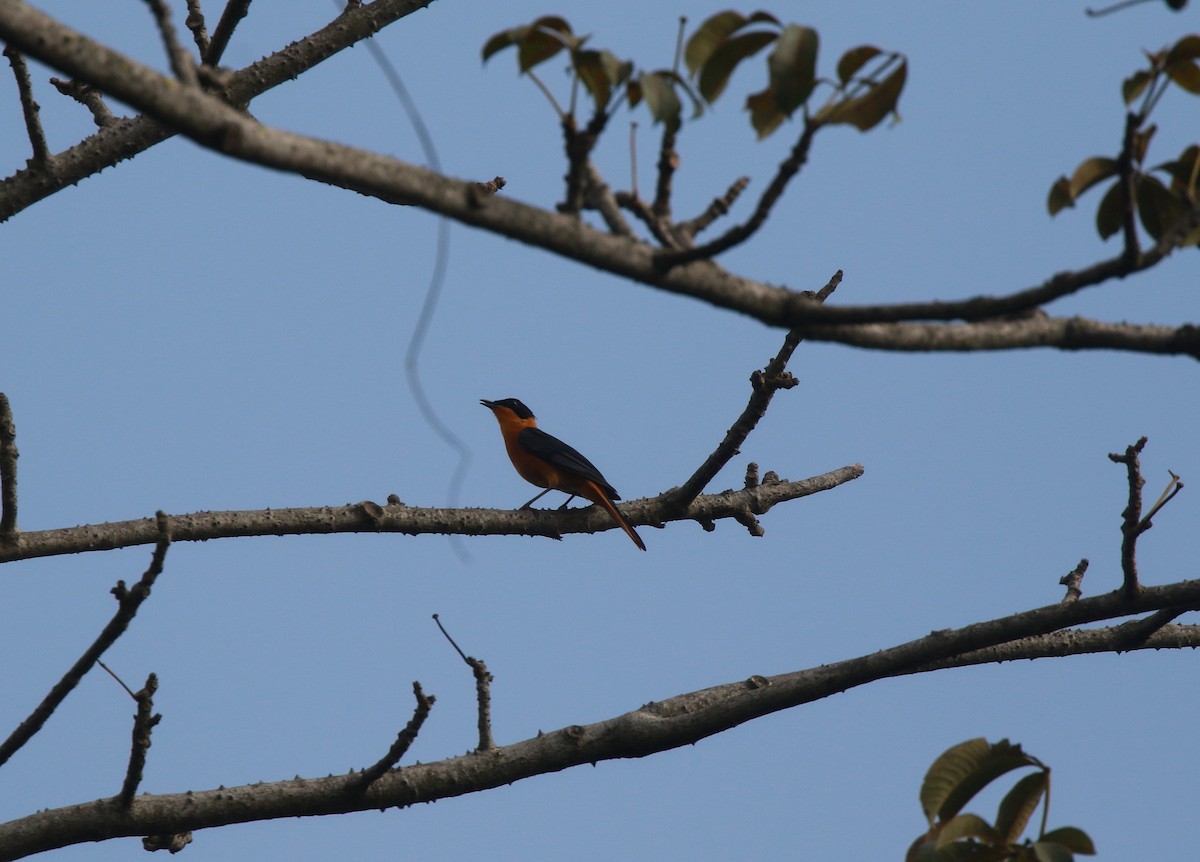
[2,1,1199,859]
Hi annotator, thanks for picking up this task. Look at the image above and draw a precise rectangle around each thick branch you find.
[4,576,1199,859]
[1,2,1192,355]
[0,467,862,564]
[0,0,432,221]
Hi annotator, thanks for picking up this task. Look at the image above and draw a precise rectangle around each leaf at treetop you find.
[574,49,630,111]
[698,30,778,103]
[1029,841,1075,862]
[837,45,882,84]
[1164,38,1200,95]
[1155,144,1200,194]
[1166,33,1200,63]
[1040,827,1096,855]
[768,24,819,115]
[684,10,746,75]
[820,56,907,131]
[517,16,576,73]
[934,813,998,850]
[747,87,786,138]
[638,71,683,132]
[482,27,522,63]
[1136,172,1188,240]
[919,739,1038,826]
[1047,176,1074,215]
[1095,179,1124,239]
[994,771,1046,845]
[1122,69,1153,106]
[1068,156,1118,199]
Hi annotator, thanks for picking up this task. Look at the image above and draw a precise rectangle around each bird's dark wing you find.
[517,426,620,500]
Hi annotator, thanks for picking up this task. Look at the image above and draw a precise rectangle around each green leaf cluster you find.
[482,10,906,140]
[1048,33,1200,246]
[907,739,1095,862]
[684,10,906,138]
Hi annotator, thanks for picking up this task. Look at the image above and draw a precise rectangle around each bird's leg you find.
[520,488,553,509]
[556,495,577,510]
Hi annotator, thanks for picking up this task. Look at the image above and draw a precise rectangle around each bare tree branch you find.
[0,512,171,769]
[48,77,116,126]
[0,467,863,564]
[0,0,432,221]
[656,118,818,265]
[204,0,253,65]
[433,614,495,752]
[119,673,162,808]
[1109,437,1149,597]
[0,394,17,541]
[2,46,49,166]
[1,1,1194,358]
[355,682,435,792]
[141,0,199,85]
[671,271,842,511]
[4,576,1199,860]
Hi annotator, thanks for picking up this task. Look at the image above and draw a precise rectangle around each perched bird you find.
[481,398,646,551]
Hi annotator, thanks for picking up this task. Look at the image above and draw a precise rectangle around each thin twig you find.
[1108,437,1148,598]
[97,660,137,699]
[677,176,751,239]
[204,0,253,65]
[142,0,200,85]
[670,271,842,511]
[584,163,636,237]
[1059,558,1089,604]
[615,190,683,247]
[652,124,679,219]
[657,118,818,266]
[433,614,495,751]
[0,394,17,541]
[119,674,162,808]
[0,512,172,768]
[49,78,117,127]
[1140,470,1183,528]
[184,0,211,58]
[355,681,435,792]
[3,46,51,167]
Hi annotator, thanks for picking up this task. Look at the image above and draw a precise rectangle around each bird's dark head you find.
[480,398,535,420]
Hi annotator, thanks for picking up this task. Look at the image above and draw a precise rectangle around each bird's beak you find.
[480,399,496,409]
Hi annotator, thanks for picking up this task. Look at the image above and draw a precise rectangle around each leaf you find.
[1048,177,1074,215]
[573,49,630,110]
[920,739,1038,826]
[638,71,684,131]
[837,45,882,84]
[1068,156,1118,199]
[1040,827,1097,855]
[1095,180,1125,239]
[482,27,522,63]
[768,24,819,114]
[1029,842,1074,862]
[1165,34,1200,96]
[934,813,998,849]
[517,16,575,73]
[822,56,907,131]
[994,771,1046,844]
[747,87,786,138]
[684,10,748,75]
[1155,144,1200,194]
[1122,69,1153,106]
[1136,172,1188,240]
[698,30,778,103]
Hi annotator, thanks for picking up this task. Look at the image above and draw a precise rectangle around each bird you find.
[481,398,646,551]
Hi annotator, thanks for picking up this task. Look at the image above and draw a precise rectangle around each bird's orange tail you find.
[585,481,646,551]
